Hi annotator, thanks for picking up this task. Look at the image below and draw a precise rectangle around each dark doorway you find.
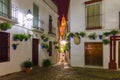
[85,42,103,66]
[32,38,39,66]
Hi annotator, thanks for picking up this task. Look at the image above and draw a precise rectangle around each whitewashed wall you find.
[69,0,120,69]
[0,0,58,76]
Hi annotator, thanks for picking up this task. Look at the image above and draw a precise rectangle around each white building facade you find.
[0,0,58,76]
[69,0,120,70]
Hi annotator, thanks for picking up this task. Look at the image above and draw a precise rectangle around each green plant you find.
[41,43,50,49]
[64,44,71,51]
[24,34,30,41]
[102,39,110,45]
[103,32,110,36]
[67,32,74,38]
[110,30,119,35]
[0,22,11,31]
[13,34,30,41]
[53,40,58,45]
[88,32,96,39]
[24,59,33,68]
[42,59,51,67]
[41,34,49,42]
[79,32,86,37]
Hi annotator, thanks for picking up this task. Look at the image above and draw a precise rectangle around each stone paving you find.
[1,64,120,80]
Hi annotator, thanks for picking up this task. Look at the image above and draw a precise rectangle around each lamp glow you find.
[60,40,67,45]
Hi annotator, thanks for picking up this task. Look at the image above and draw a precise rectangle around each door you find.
[32,38,39,66]
[85,42,103,66]
[118,42,120,68]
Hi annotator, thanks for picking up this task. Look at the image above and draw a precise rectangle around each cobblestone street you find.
[1,64,120,80]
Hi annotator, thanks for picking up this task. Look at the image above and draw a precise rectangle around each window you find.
[0,32,10,62]
[48,15,56,35]
[33,3,39,28]
[0,0,11,18]
[11,3,18,22]
[48,15,52,34]
[85,0,102,30]
[85,42,103,66]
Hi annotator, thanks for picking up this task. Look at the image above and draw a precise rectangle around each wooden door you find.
[85,42,103,66]
[32,39,39,66]
[118,42,120,68]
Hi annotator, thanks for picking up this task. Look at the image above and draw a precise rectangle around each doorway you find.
[32,38,39,66]
[85,42,103,66]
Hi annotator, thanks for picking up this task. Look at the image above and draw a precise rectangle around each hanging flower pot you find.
[12,43,19,50]
[79,32,86,37]
[88,32,96,40]
[68,36,71,41]
[67,32,74,38]
[103,32,110,37]
[25,38,28,41]
[99,35,102,39]
[41,34,49,42]
[110,30,119,36]
[41,45,44,49]
[41,43,49,50]
[0,22,12,31]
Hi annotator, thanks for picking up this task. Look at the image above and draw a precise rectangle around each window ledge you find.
[32,28,44,33]
[86,27,102,30]
[48,33,56,37]
[0,16,18,24]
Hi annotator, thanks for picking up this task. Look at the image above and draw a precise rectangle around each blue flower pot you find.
[99,35,102,39]
[13,45,17,50]
[41,46,44,49]
[92,37,95,40]
[68,37,71,41]
[25,38,28,41]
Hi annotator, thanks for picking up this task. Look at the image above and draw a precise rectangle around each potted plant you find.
[19,34,26,41]
[102,39,110,45]
[103,32,110,36]
[110,30,119,36]
[67,32,74,38]
[53,40,58,45]
[12,43,19,50]
[41,34,49,42]
[24,34,30,41]
[42,59,51,67]
[88,32,96,40]
[24,59,33,73]
[99,35,103,39]
[13,34,20,41]
[0,22,12,31]
[79,32,86,37]
[41,43,49,49]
